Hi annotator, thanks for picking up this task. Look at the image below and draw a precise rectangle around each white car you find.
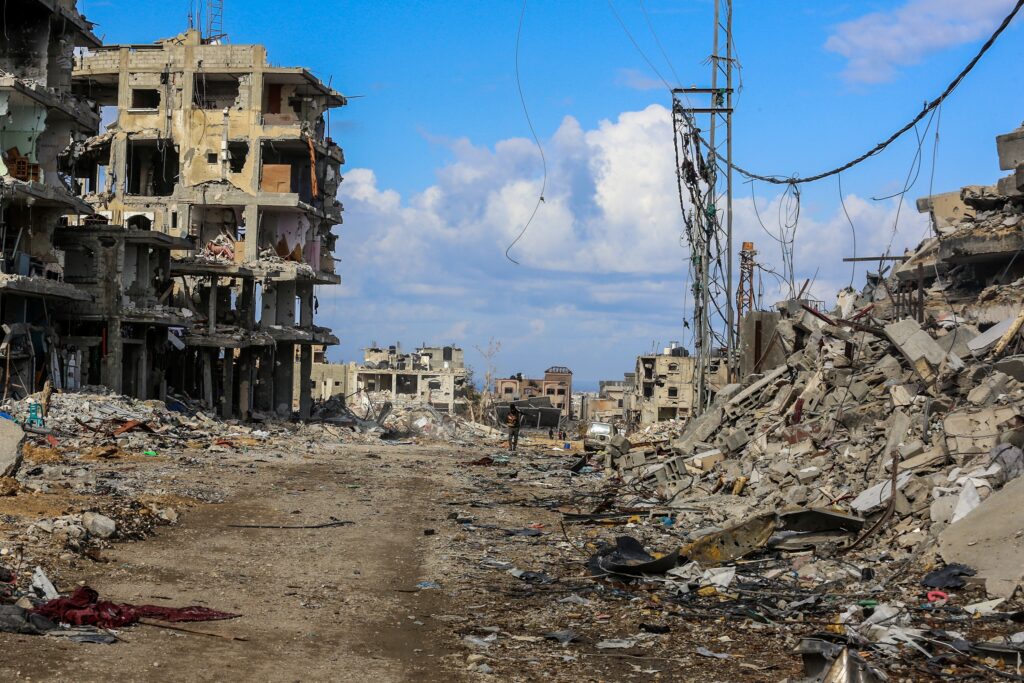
[584,421,614,452]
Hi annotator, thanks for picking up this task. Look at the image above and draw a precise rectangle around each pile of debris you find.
[311,391,505,444]
[571,171,1024,678]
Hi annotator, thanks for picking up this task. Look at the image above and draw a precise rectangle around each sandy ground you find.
[0,443,470,683]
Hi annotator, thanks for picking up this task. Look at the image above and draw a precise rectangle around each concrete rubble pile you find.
[565,142,1024,679]
[312,390,505,444]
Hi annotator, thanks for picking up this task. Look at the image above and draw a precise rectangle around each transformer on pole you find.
[672,0,735,415]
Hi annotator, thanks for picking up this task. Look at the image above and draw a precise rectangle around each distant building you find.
[629,343,728,425]
[297,342,468,413]
[581,379,630,424]
[496,366,573,418]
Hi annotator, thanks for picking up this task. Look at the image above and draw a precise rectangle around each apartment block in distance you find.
[495,366,574,418]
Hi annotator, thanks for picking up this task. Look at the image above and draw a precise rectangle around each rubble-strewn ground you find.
[3,416,1021,681]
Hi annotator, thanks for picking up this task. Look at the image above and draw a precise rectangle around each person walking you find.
[506,405,521,452]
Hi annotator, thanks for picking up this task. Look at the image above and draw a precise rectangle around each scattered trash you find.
[921,564,976,589]
[596,638,637,649]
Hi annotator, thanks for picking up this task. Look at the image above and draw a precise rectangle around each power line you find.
[721,0,1023,185]
[607,0,672,92]
[504,0,548,265]
[638,0,681,87]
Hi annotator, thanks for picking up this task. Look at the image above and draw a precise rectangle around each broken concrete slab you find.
[885,319,963,383]
[968,315,1017,357]
[967,371,1011,405]
[851,471,915,514]
[0,418,25,478]
[939,475,1024,598]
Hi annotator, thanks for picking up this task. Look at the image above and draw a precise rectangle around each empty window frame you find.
[126,140,178,196]
[193,74,240,109]
[131,89,160,109]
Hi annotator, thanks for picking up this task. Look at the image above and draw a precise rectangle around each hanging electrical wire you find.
[638,0,681,87]
[504,0,548,265]
[717,0,1023,186]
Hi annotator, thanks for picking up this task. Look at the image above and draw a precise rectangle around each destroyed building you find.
[310,342,469,414]
[580,377,631,424]
[69,28,346,419]
[630,343,729,425]
[495,366,574,418]
[0,1,101,397]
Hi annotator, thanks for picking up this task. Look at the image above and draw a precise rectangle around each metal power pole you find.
[672,0,734,415]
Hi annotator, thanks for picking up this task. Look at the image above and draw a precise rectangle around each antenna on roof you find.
[203,0,227,44]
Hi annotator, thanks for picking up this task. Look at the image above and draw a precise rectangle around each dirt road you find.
[1,438,806,682]
[1,444,468,683]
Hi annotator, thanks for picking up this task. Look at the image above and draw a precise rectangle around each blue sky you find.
[78,0,1023,390]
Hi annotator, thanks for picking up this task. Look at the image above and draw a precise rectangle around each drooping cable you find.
[837,173,857,289]
[607,0,673,92]
[638,0,681,87]
[716,0,1023,186]
[504,0,548,265]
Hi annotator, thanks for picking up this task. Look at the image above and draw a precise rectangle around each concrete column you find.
[298,345,312,421]
[298,282,313,328]
[273,342,295,417]
[254,347,274,413]
[221,350,235,419]
[243,205,259,262]
[238,348,253,420]
[276,281,296,326]
[240,279,256,329]
[261,282,277,329]
[208,277,218,334]
[202,350,215,409]
[136,341,149,398]
[102,320,124,394]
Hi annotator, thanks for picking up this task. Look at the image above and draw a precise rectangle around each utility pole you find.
[672,0,734,415]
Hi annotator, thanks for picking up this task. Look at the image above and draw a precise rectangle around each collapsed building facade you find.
[67,28,346,419]
[305,342,470,414]
[0,1,103,397]
[580,377,632,425]
[607,119,1024,616]
[629,343,729,426]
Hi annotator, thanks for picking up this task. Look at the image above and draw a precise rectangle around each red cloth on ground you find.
[33,586,239,628]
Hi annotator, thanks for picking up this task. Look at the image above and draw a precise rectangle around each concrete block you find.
[82,512,116,539]
[996,126,1024,171]
[967,371,1010,405]
[690,449,725,471]
[723,429,750,453]
[897,440,924,460]
[885,319,961,382]
[608,434,632,455]
[795,466,820,483]
[0,418,25,478]
[994,355,1024,382]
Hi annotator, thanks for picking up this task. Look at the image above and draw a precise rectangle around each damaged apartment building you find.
[68,27,346,419]
[496,366,574,420]
[630,343,729,426]
[303,343,469,414]
[0,1,105,397]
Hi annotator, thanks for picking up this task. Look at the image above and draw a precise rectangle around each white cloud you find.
[331,104,930,377]
[824,0,1015,83]
[441,320,470,341]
